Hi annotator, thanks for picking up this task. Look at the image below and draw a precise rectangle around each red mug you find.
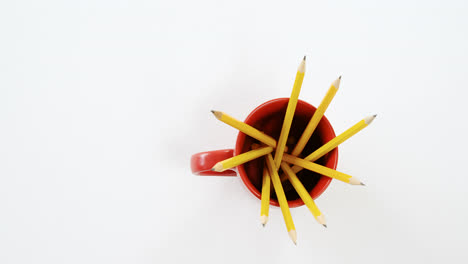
[190,98,338,208]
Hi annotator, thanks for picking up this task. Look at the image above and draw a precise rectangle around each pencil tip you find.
[303,55,306,61]
[323,224,327,228]
[211,110,223,119]
[262,223,265,227]
[339,75,341,80]
[211,168,215,171]
[288,230,297,245]
[364,114,377,125]
[360,182,366,186]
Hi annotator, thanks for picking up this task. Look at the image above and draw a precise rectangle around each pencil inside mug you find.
[282,153,365,186]
[290,76,341,157]
[281,162,326,227]
[211,146,273,172]
[273,56,306,169]
[280,114,377,182]
[211,110,277,147]
[265,153,297,245]
[260,165,271,227]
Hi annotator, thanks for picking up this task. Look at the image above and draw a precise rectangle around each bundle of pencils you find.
[210,57,376,245]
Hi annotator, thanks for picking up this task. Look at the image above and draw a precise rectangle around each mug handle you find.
[190,149,237,176]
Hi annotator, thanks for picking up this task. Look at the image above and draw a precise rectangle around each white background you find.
[1,0,467,263]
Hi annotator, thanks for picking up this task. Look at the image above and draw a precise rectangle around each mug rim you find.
[235,97,338,208]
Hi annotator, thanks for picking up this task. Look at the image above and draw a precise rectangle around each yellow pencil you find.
[282,153,364,185]
[280,114,376,181]
[281,162,326,227]
[291,76,341,156]
[265,153,297,245]
[260,166,270,227]
[251,143,288,152]
[273,56,306,169]
[211,146,273,172]
[211,111,277,148]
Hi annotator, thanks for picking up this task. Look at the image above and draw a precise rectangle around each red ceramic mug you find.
[190,98,338,208]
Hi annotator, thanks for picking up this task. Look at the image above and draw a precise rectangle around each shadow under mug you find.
[190,98,338,208]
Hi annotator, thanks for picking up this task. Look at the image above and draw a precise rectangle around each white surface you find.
[1,0,468,263]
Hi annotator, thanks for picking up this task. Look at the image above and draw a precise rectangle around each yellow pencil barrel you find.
[274,59,306,168]
[212,111,277,148]
[281,162,322,219]
[213,146,273,172]
[281,116,375,182]
[291,78,340,156]
[282,153,352,183]
[260,166,271,220]
[304,119,367,163]
[265,154,295,232]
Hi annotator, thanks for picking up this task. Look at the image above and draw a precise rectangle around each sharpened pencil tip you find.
[339,75,341,79]
[288,230,297,245]
[262,223,265,227]
[211,110,223,119]
[211,168,215,171]
[364,114,377,125]
[360,182,366,186]
[323,224,327,228]
[303,55,306,61]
